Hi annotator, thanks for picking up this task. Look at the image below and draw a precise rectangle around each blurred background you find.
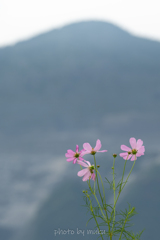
[0,0,160,239]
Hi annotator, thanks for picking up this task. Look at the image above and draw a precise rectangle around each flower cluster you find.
[65,139,107,181]
[65,137,145,240]
[65,137,145,181]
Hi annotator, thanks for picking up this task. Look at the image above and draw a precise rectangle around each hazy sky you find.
[1,0,160,47]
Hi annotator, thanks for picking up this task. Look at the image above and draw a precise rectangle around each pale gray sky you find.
[1,0,160,47]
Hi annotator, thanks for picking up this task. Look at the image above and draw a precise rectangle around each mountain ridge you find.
[0,20,160,149]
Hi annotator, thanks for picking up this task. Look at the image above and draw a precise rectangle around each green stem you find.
[94,156,111,234]
[111,159,136,224]
[97,169,111,234]
[114,155,129,207]
[94,155,104,206]
[94,176,96,195]
[110,155,135,233]
[121,161,136,192]
[97,169,106,205]
[86,192,104,240]
[111,156,116,234]
[119,207,135,240]
[87,180,107,222]
[119,159,127,193]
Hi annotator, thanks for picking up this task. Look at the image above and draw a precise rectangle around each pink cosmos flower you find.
[77,160,96,181]
[65,145,85,164]
[83,139,107,155]
[119,137,145,161]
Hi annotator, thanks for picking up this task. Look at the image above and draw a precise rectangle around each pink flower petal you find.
[119,152,128,157]
[136,153,143,157]
[91,173,96,181]
[77,160,89,168]
[82,151,90,155]
[121,145,131,152]
[136,139,143,150]
[77,168,89,177]
[97,150,107,152]
[73,158,77,164]
[84,160,91,166]
[83,171,91,181]
[121,154,132,160]
[75,145,79,153]
[66,157,75,162]
[83,143,92,152]
[80,149,86,156]
[141,152,144,155]
[131,155,137,161]
[67,149,75,155]
[138,146,145,154]
[78,156,85,161]
[94,139,102,151]
[126,155,132,160]
[129,138,137,149]
[65,152,74,157]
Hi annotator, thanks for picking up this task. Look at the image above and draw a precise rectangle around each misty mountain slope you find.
[0,21,160,138]
[0,21,159,159]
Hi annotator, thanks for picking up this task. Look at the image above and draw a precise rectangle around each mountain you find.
[0,21,160,240]
[0,21,160,138]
